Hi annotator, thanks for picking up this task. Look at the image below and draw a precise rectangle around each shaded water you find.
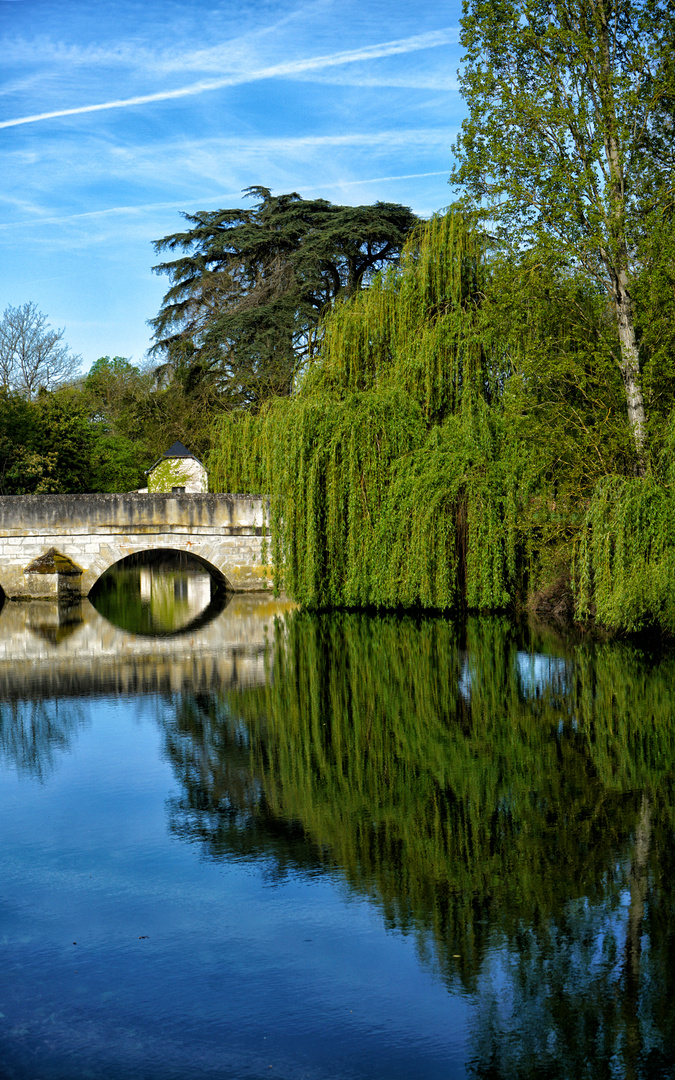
[0,565,674,1078]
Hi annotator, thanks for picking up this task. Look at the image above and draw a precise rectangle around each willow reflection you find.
[159,612,675,1077]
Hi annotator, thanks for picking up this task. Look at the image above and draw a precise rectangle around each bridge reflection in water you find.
[0,581,296,700]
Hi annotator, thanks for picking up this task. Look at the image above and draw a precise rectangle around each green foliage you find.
[482,249,634,489]
[209,208,675,630]
[373,411,527,611]
[211,213,595,612]
[81,356,154,490]
[0,391,56,494]
[84,356,146,423]
[635,218,675,427]
[303,212,485,414]
[0,377,148,496]
[87,433,148,494]
[452,0,675,268]
[0,388,95,494]
[451,0,675,467]
[266,388,427,608]
[210,213,533,610]
[576,409,675,632]
[83,356,198,491]
[30,389,98,492]
[575,422,675,632]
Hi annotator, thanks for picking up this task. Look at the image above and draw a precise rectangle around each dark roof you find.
[164,440,192,457]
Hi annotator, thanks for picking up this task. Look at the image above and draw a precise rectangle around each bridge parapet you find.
[0,493,271,599]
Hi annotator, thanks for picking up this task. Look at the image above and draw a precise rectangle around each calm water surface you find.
[1,562,674,1079]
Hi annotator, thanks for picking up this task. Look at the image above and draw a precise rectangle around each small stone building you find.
[145,441,208,494]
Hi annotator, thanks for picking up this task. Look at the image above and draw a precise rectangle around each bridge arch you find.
[88,547,236,637]
[84,543,234,595]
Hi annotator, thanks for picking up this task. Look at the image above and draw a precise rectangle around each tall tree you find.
[150,187,418,410]
[451,0,675,472]
[0,302,81,398]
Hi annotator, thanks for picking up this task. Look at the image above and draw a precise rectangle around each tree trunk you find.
[614,270,648,476]
[622,792,651,1079]
[597,5,649,476]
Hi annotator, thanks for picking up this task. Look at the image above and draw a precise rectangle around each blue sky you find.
[0,0,465,372]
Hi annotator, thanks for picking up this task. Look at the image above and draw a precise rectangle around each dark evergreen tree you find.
[150,187,418,410]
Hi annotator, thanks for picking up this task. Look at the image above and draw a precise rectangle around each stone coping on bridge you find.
[0,492,268,533]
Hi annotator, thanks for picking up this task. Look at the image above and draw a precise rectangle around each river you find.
[0,558,673,1079]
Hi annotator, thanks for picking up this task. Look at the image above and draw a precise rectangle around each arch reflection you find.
[90,550,230,637]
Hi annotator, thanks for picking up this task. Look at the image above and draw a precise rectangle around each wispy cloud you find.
[0,1,332,73]
[216,127,454,150]
[291,68,459,90]
[0,29,458,130]
[0,125,457,213]
[0,196,233,230]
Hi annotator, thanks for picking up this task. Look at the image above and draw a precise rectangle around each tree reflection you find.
[158,612,675,1077]
[0,698,87,780]
[162,693,325,878]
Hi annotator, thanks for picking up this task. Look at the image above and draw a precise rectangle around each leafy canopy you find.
[452,0,675,268]
[210,213,534,610]
[210,206,675,629]
[451,0,675,466]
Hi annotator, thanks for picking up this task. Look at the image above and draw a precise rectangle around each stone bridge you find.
[0,493,271,600]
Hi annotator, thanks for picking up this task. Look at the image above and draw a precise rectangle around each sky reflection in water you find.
[0,572,674,1079]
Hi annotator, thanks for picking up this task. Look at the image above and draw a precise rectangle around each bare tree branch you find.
[0,303,81,398]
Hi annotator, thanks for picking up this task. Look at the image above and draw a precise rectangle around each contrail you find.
[0,30,457,130]
[317,170,450,186]
[0,173,452,229]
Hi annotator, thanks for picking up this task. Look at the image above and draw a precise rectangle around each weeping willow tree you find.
[575,415,675,632]
[210,209,675,629]
[210,213,535,610]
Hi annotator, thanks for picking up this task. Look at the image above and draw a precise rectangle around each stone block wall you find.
[0,492,272,599]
